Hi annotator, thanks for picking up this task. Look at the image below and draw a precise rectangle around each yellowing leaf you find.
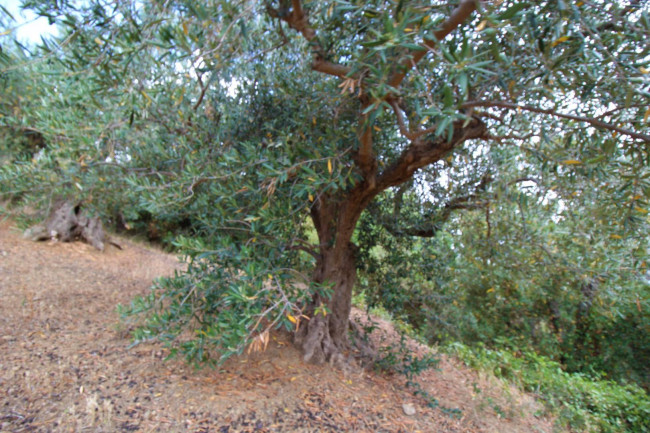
[640,67,649,74]
[551,36,570,47]
[287,314,297,324]
[373,125,381,132]
[312,116,316,126]
[644,107,650,123]
[140,90,152,103]
[94,37,104,46]
[635,207,648,214]
[0,29,13,36]
[327,159,332,174]
[308,193,314,202]
[476,20,487,31]
[182,21,189,35]
[610,234,623,239]
[487,288,495,293]
[562,159,582,165]
[508,80,516,98]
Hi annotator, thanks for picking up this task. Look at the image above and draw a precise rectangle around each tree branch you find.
[388,97,449,141]
[461,100,650,142]
[356,106,378,187]
[192,73,209,112]
[286,243,319,259]
[388,0,479,88]
[268,0,351,79]
[379,177,491,238]
[376,117,488,191]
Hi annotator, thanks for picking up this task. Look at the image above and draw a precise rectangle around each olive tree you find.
[6,0,649,366]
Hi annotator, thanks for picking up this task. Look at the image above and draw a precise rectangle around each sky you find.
[0,0,58,45]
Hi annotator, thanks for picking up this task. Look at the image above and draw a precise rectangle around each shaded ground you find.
[0,219,555,432]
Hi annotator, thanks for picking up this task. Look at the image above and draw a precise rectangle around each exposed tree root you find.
[294,312,378,373]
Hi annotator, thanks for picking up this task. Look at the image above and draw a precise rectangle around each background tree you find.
[1,0,648,370]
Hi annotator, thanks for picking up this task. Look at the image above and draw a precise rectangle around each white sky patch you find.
[0,0,58,45]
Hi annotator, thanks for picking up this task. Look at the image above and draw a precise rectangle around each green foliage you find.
[357,134,650,388]
[120,235,328,366]
[449,342,650,433]
[1,0,648,400]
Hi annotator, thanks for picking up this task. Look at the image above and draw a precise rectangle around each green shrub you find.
[448,342,650,433]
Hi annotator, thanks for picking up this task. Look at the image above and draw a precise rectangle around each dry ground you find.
[0,219,556,432]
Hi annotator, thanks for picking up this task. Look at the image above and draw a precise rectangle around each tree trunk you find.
[295,243,357,365]
[291,118,488,366]
[294,194,365,366]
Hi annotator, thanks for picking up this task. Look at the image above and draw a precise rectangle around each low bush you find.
[448,342,650,433]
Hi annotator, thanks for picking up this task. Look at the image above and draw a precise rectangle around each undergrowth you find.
[448,342,650,433]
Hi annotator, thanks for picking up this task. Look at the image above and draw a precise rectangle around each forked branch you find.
[377,174,492,238]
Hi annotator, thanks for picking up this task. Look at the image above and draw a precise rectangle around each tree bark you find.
[294,193,363,366]
[295,242,357,365]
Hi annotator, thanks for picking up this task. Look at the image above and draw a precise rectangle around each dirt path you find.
[0,220,555,432]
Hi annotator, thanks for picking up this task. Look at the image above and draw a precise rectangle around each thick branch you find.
[379,178,491,238]
[311,57,351,78]
[462,100,650,142]
[388,0,479,88]
[376,117,488,191]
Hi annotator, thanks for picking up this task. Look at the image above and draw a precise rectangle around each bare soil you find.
[0,220,556,433]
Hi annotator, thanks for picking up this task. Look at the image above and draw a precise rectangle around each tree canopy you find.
[1,0,648,383]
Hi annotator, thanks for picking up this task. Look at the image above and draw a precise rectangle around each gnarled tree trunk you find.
[295,242,357,366]
[294,189,371,366]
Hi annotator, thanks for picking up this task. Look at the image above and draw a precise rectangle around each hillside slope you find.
[0,220,555,432]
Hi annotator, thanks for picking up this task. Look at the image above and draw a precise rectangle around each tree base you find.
[294,314,377,371]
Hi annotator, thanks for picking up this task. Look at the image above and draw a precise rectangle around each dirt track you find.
[0,220,554,432]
